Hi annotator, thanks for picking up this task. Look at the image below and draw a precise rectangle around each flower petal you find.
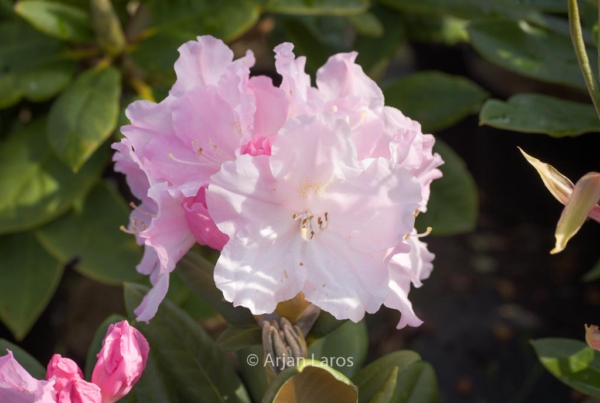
[215,224,306,315]
[316,52,384,110]
[552,172,600,254]
[302,232,388,322]
[172,36,234,96]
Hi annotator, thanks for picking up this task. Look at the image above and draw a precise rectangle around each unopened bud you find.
[585,324,600,350]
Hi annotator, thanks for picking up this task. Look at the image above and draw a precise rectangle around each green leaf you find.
[124,283,251,403]
[237,346,269,403]
[35,183,143,285]
[352,351,421,403]
[584,259,600,282]
[309,320,368,378]
[532,338,600,398]
[177,250,256,327]
[48,66,121,172]
[383,71,489,133]
[347,12,383,37]
[480,94,600,137]
[0,232,63,340]
[468,20,596,91]
[278,17,333,74]
[403,14,468,45]
[369,366,399,403]
[131,0,260,80]
[263,359,358,403]
[216,325,262,352]
[306,311,347,343]
[393,362,439,403]
[145,0,258,40]
[84,314,126,379]
[354,5,405,81]
[14,1,93,42]
[132,0,259,80]
[416,139,478,236]
[265,0,368,15]
[0,119,105,234]
[0,20,75,108]
[379,0,557,19]
[0,339,46,379]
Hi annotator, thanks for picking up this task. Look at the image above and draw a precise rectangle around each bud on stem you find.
[90,0,126,57]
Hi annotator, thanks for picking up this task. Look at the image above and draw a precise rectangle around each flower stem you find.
[568,0,600,120]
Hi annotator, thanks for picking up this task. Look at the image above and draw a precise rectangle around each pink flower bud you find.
[91,321,149,403]
[47,354,84,394]
[58,378,102,403]
[586,324,600,350]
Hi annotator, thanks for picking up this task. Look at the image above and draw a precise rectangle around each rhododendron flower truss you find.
[207,113,427,323]
[113,34,443,326]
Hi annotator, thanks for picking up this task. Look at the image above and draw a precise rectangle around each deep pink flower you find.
[207,113,423,321]
[46,355,83,395]
[0,350,56,402]
[57,379,101,403]
[91,321,149,403]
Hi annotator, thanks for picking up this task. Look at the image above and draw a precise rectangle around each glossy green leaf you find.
[306,311,347,344]
[144,0,258,39]
[532,338,600,398]
[279,17,333,74]
[354,5,405,80]
[217,325,262,352]
[480,94,600,137]
[309,320,367,378]
[416,139,478,235]
[0,119,105,234]
[35,183,143,285]
[48,66,121,172]
[132,0,258,79]
[266,0,367,15]
[124,283,251,403]
[121,350,179,403]
[468,20,596,90]
[403,14,468,45]
[237,346,269,403]
[383,71,488,133]
[584,259,600,282]
[369,366,399,403]
[394,362,439,403]
[347,12,383,37]
[14,1,93,42]
[0,20,75,108]
[0,232,63,340]
[177,250,255,327]
[352,351,421,403]
[379,0,557,19]
[84,314,126,379]
[0,339,46,379]
[263,360,358,403]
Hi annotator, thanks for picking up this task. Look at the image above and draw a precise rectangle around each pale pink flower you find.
[314,50,443,211]
[0,350,56,402]
[57,379,101,403]
[46,355,83,395]
[92,321,149,403]
[206,113,423,322]
[113,36,289,321]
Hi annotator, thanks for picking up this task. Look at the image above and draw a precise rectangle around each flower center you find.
[293,211,329,241]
